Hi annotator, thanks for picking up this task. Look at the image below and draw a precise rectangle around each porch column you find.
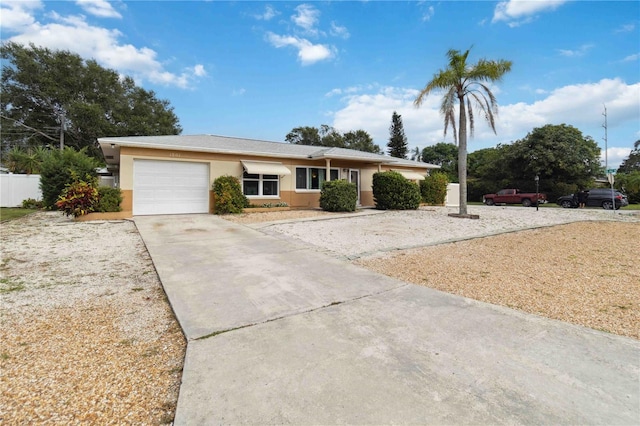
[325,159,331,181]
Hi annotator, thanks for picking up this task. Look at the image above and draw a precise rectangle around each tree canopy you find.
[414,48,512,215]
[421,142,458,182]
[617,140,640,174]
[1,42,182,159]
[285,125,382,154]
[387,111,408,158]
[505,124,602,186]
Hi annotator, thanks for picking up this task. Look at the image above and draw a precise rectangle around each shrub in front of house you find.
[40,147,100,209]
[372,171,421,210]
[213,175,249,214]
[55,175,99,218]
[320,179,357,212]
[95,186,123,212]
[21,198,44,209]
[420,172,449,205]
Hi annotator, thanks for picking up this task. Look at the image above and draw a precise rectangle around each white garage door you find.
[133,160,210,215]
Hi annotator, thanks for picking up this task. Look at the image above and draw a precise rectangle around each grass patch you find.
[621,203,640,211]
[0,207,38,222]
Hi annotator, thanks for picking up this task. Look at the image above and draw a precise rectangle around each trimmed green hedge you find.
[320,179,357,212]
[95,186,123,212]
[420,172,449,205]
[372,171,420,210]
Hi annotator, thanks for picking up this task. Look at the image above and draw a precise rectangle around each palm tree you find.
[414,48,512,215]
[410,146,422,162]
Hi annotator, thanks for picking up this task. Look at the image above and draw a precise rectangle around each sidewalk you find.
[135,214,639,425]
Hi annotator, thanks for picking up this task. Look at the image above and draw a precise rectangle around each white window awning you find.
[393,170,426,180]
[241,160,291,176]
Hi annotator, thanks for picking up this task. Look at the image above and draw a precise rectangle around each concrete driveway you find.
[135,214,639,425]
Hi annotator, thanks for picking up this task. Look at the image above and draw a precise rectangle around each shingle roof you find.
[98,134,440,169]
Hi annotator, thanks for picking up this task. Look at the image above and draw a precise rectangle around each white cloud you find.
[328,78,640,160]
[422,6,435,22]
[493,0,566,26]
[266,32,335,65]
[603,147,633,169]
[76,0,122,19]
[0,1,43,32]
[614,23,635,33]
[292,4,320,34]
[254,5,278,21]
[622,53,639,62]
[557,44,594,57]
[330,21,350,39]
[193,64,207,77]
[5,6,202,89]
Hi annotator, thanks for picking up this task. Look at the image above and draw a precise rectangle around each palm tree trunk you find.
[458,96,468,215]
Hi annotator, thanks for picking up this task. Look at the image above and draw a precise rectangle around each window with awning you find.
[241,160,291,176]
[392,170,426,180]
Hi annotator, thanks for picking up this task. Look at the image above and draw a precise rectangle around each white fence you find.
[0,174,42,207]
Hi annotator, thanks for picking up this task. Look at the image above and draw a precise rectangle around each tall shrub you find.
[420,172,449,205]
[40,147,100,209]
[213,175,248,214]
[372,171,420,210]
[320,180,357,212]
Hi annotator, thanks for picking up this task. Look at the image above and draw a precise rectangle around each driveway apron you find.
[135,215,639,425]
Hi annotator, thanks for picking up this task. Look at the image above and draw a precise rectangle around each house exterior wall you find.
[117,146,428,212]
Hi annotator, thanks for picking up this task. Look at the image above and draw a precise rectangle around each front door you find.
[349,169,360,205]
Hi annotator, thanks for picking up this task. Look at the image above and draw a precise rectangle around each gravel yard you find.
[1,212,185,424]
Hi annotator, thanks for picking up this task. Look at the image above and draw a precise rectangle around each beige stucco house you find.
[98,134,440,216]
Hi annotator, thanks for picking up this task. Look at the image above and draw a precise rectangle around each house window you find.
[295,167,339,190]
[243,172,279,197]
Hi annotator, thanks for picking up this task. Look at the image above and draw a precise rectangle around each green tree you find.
[1,42,181,159]
[615,172,640,204]
[466,145,514,201]
[286,125,381,153]
[387,111,408,158]
[505,124,602,193]
[343,130,382,154]
[617,140,640,173]
[40,147,100,208]
[421,142,458,182]
[285,126,322,146]
[414,48,512,215]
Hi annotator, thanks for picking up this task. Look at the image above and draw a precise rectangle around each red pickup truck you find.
[483,189,547,207]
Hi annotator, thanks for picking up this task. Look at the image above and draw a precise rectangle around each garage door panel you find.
[133,160,210,215]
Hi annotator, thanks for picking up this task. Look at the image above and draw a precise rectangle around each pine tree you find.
[387,111,408,158]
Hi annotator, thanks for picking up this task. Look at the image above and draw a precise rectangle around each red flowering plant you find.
[55,173,99,218]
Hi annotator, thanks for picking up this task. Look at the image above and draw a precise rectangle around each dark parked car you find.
[556,188,629,210]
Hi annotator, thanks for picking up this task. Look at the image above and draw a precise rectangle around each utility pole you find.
[602,105,607,171]
[59,111,65,150]
[603,105,616,213]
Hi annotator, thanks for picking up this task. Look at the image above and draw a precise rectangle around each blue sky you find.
[2,1,639,169]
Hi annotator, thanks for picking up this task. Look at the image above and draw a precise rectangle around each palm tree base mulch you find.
[448,213,480,219]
